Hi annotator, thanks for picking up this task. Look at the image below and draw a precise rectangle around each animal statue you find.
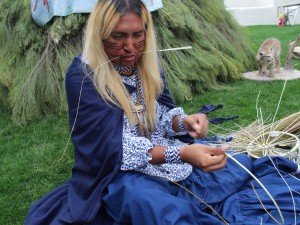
[256,38,281,78]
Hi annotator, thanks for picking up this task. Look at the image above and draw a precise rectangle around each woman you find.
[25,0,300,224]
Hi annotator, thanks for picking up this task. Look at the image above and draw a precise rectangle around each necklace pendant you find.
[133,104,149,139]
[133,104,144,126]
[134,104,144,125]
[134,104,144,113]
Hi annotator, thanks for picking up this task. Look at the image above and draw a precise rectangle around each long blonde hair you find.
[82,0,163,131]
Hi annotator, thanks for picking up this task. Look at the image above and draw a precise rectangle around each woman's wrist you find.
[178,114,187,132]
[179,145,188,163]
[149,146,166,165]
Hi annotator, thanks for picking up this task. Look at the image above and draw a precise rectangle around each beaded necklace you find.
[113,63,150,139]
[112,63,133,74]
[135,71,150,139]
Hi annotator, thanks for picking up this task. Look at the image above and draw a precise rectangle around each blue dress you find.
[25,56,300,225]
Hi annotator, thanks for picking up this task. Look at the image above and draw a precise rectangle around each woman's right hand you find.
[179,144,228,172]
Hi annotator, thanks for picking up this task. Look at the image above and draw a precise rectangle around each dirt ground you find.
[242,68,300,81]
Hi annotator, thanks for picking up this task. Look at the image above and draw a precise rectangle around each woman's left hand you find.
[183,113,208,138]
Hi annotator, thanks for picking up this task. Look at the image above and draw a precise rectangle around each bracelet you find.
[164,146,181,164]
[178,114,187,132]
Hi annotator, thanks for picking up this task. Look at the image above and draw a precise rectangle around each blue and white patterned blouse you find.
[121,74,193,182]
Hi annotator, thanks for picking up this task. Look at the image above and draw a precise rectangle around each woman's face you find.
[103,12,146,68]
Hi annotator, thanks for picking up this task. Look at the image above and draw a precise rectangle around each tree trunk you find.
[285,35,300,71]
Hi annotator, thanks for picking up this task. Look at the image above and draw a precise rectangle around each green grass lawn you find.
[0,114,74,225]
[184,25,300,132]
[1,25,300,225]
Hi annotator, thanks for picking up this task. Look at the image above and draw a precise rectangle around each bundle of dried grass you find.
[273,111,300,134]
[0,0,256,125]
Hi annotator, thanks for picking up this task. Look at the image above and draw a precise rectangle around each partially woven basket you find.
[231,111,300,162]
[246,131,300,162]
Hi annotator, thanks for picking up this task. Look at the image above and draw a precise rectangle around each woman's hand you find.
[179,144,228,172]
[183,113,208,138]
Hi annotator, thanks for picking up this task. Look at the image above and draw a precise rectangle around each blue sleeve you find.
[63,56,124,223]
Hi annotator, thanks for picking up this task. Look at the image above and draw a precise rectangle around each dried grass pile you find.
[0,0,256,125]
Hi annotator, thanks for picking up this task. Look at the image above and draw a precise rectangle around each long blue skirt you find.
[103,154,300,225]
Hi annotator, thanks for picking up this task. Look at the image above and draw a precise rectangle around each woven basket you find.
[247,131,300,162]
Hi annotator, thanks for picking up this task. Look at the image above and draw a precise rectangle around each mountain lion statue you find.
[256,38,281,78]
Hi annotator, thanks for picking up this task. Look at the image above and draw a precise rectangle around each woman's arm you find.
[149,144,228,172]
[121,134,154,170]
